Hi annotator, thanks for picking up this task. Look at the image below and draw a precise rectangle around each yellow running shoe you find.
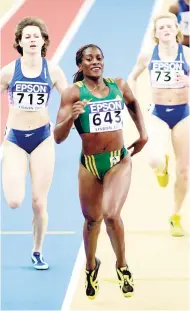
[169,214,185,237]
[85,258,101,300]
[116,266,134,298]
[155,155,169,187]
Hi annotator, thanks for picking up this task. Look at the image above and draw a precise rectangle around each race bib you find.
[88,99,124,133]
[180,11,190,36]
[12,82,49,111]
[151,69,184,88]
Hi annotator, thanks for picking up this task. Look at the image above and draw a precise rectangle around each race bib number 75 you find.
[151,69,184,88]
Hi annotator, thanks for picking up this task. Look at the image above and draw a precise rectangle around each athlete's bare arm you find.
[128,52,151,94]
[129,52,151,81]
[178,46,190,86]
[183,45,190,64]
[169,1,179,15]
[48,61,68,93]
[0,62,15,93]
[115,77,148,140]
[54,85,81,143]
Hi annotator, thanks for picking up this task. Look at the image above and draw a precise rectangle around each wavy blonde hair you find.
[153,12,183,44]
[13,17,50,57]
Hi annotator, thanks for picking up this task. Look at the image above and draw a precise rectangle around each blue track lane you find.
[1,0,154,309]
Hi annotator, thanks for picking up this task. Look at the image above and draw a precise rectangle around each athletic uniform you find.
[5,58,53,153]
[148,44,190,129]
[74,78,128,180]
[149,43,189,236]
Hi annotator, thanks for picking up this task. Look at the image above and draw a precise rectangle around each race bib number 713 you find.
[12,82,49,111]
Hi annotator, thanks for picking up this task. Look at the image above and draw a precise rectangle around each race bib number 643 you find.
[88,99,124,133]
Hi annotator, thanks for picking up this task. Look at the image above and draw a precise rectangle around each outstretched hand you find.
[127,136,148,156]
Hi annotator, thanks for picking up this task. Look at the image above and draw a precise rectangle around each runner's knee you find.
[6,196,24,209]
[32,196,47,214]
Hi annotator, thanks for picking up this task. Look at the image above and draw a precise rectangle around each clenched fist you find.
[72,99,88,120]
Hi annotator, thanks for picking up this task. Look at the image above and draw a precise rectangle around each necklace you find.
[83,80,101,92]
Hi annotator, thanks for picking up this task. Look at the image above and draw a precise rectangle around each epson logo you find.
[152,62,183,71]
[15,83,47,93]
[89,100,123,113]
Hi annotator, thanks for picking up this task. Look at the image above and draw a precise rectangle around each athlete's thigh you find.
[29,136,55,198]
[146,115,170,154]
[103,154,132,215]
[171,116,190,166]
[79,164,103,220]
[2,141,28,202]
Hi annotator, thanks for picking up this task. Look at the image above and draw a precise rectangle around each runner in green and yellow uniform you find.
[54,44,148,300]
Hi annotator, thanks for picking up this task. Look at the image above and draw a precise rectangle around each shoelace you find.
[34,253,42,263]
[86,270,95,282]
[121,269,133,287]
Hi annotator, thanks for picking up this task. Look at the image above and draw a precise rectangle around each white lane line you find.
[52,0,96,63]
[0,0,25,29]
[61,243,85,311]
[0,231,75,235]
